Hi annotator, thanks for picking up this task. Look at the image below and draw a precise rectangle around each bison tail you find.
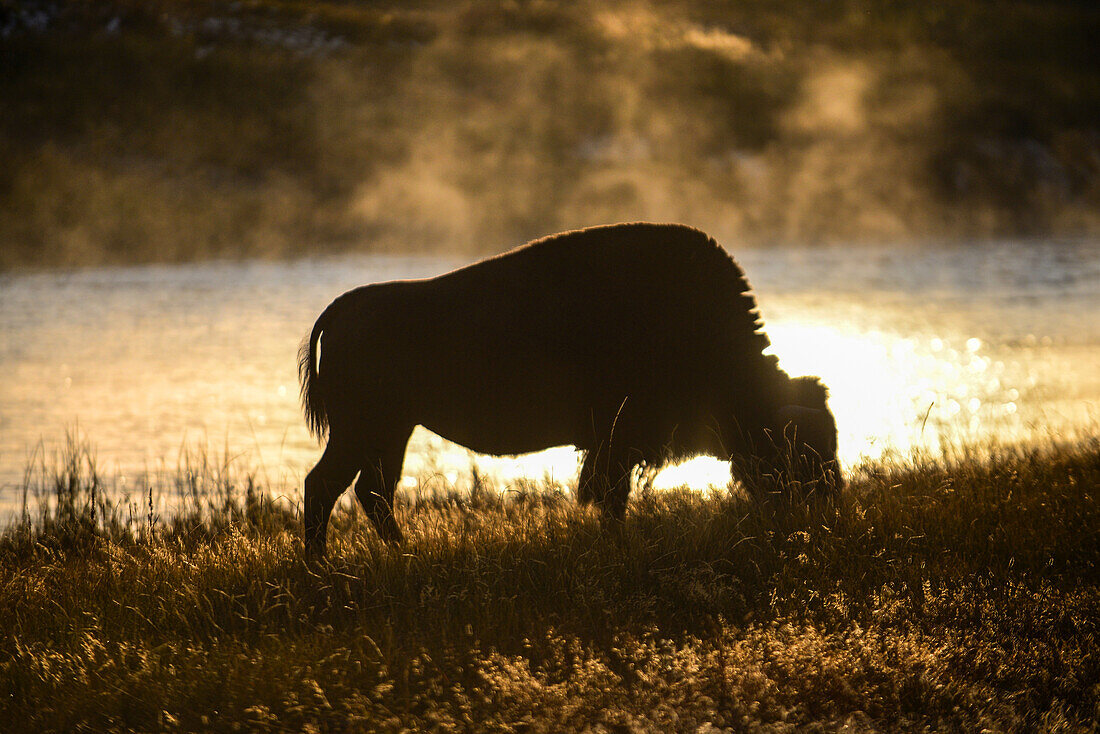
[298,318,329,441]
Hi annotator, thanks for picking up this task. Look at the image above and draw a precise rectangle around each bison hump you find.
[517,223,772,358]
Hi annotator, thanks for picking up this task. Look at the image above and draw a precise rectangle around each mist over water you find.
[2,239,1096,515]
[3,1,1098,270]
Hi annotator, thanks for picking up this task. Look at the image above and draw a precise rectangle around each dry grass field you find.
[1,437,1097,731]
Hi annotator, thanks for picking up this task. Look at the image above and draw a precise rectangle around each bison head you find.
[748,376,843,494]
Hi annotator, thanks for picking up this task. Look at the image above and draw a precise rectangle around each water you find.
[2,240,1097,513]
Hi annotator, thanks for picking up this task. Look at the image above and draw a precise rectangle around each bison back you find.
[431,223,771,389]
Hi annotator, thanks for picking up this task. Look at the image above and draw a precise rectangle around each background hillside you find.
[2,0,1098,269]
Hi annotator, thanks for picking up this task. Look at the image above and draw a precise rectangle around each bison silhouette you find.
[299,223,841,556]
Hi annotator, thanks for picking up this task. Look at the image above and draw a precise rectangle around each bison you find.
[299,223,841,556]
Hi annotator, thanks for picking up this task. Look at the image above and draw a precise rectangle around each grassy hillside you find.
[1,438,1097,730]
[2,0,1098,269]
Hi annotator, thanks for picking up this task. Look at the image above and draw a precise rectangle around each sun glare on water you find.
[653,316,948,490]
[766,319,930,465]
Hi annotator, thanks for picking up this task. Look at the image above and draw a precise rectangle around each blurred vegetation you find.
[1,0,1098,269]
[1,436,1098,730]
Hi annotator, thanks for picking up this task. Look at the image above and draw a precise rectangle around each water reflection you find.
[0,240,1096,510]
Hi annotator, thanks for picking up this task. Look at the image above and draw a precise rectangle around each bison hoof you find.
[378,525,405,545]
[304,538,328,563]
[598,505,627,527]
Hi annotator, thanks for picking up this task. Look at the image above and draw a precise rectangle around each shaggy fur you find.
[299,223,840,555]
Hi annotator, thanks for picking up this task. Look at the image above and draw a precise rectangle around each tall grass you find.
[1,436,1097,730]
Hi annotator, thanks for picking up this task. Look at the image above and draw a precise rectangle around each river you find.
[1,239,1097,515]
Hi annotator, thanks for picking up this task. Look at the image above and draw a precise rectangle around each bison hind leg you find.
[304,439,361,559]
[352,428,413,545]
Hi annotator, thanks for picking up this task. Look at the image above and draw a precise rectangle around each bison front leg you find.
[577,449,600,506]
[578,444,639,522]
[303,440,360,560]
[604,449,640,522]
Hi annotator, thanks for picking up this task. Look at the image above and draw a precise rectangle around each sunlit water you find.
[2,240,1097,516]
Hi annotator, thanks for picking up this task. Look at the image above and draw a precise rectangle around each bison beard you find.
[299,222,842,557]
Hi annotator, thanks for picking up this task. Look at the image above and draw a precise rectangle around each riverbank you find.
[1,438,1097,730]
